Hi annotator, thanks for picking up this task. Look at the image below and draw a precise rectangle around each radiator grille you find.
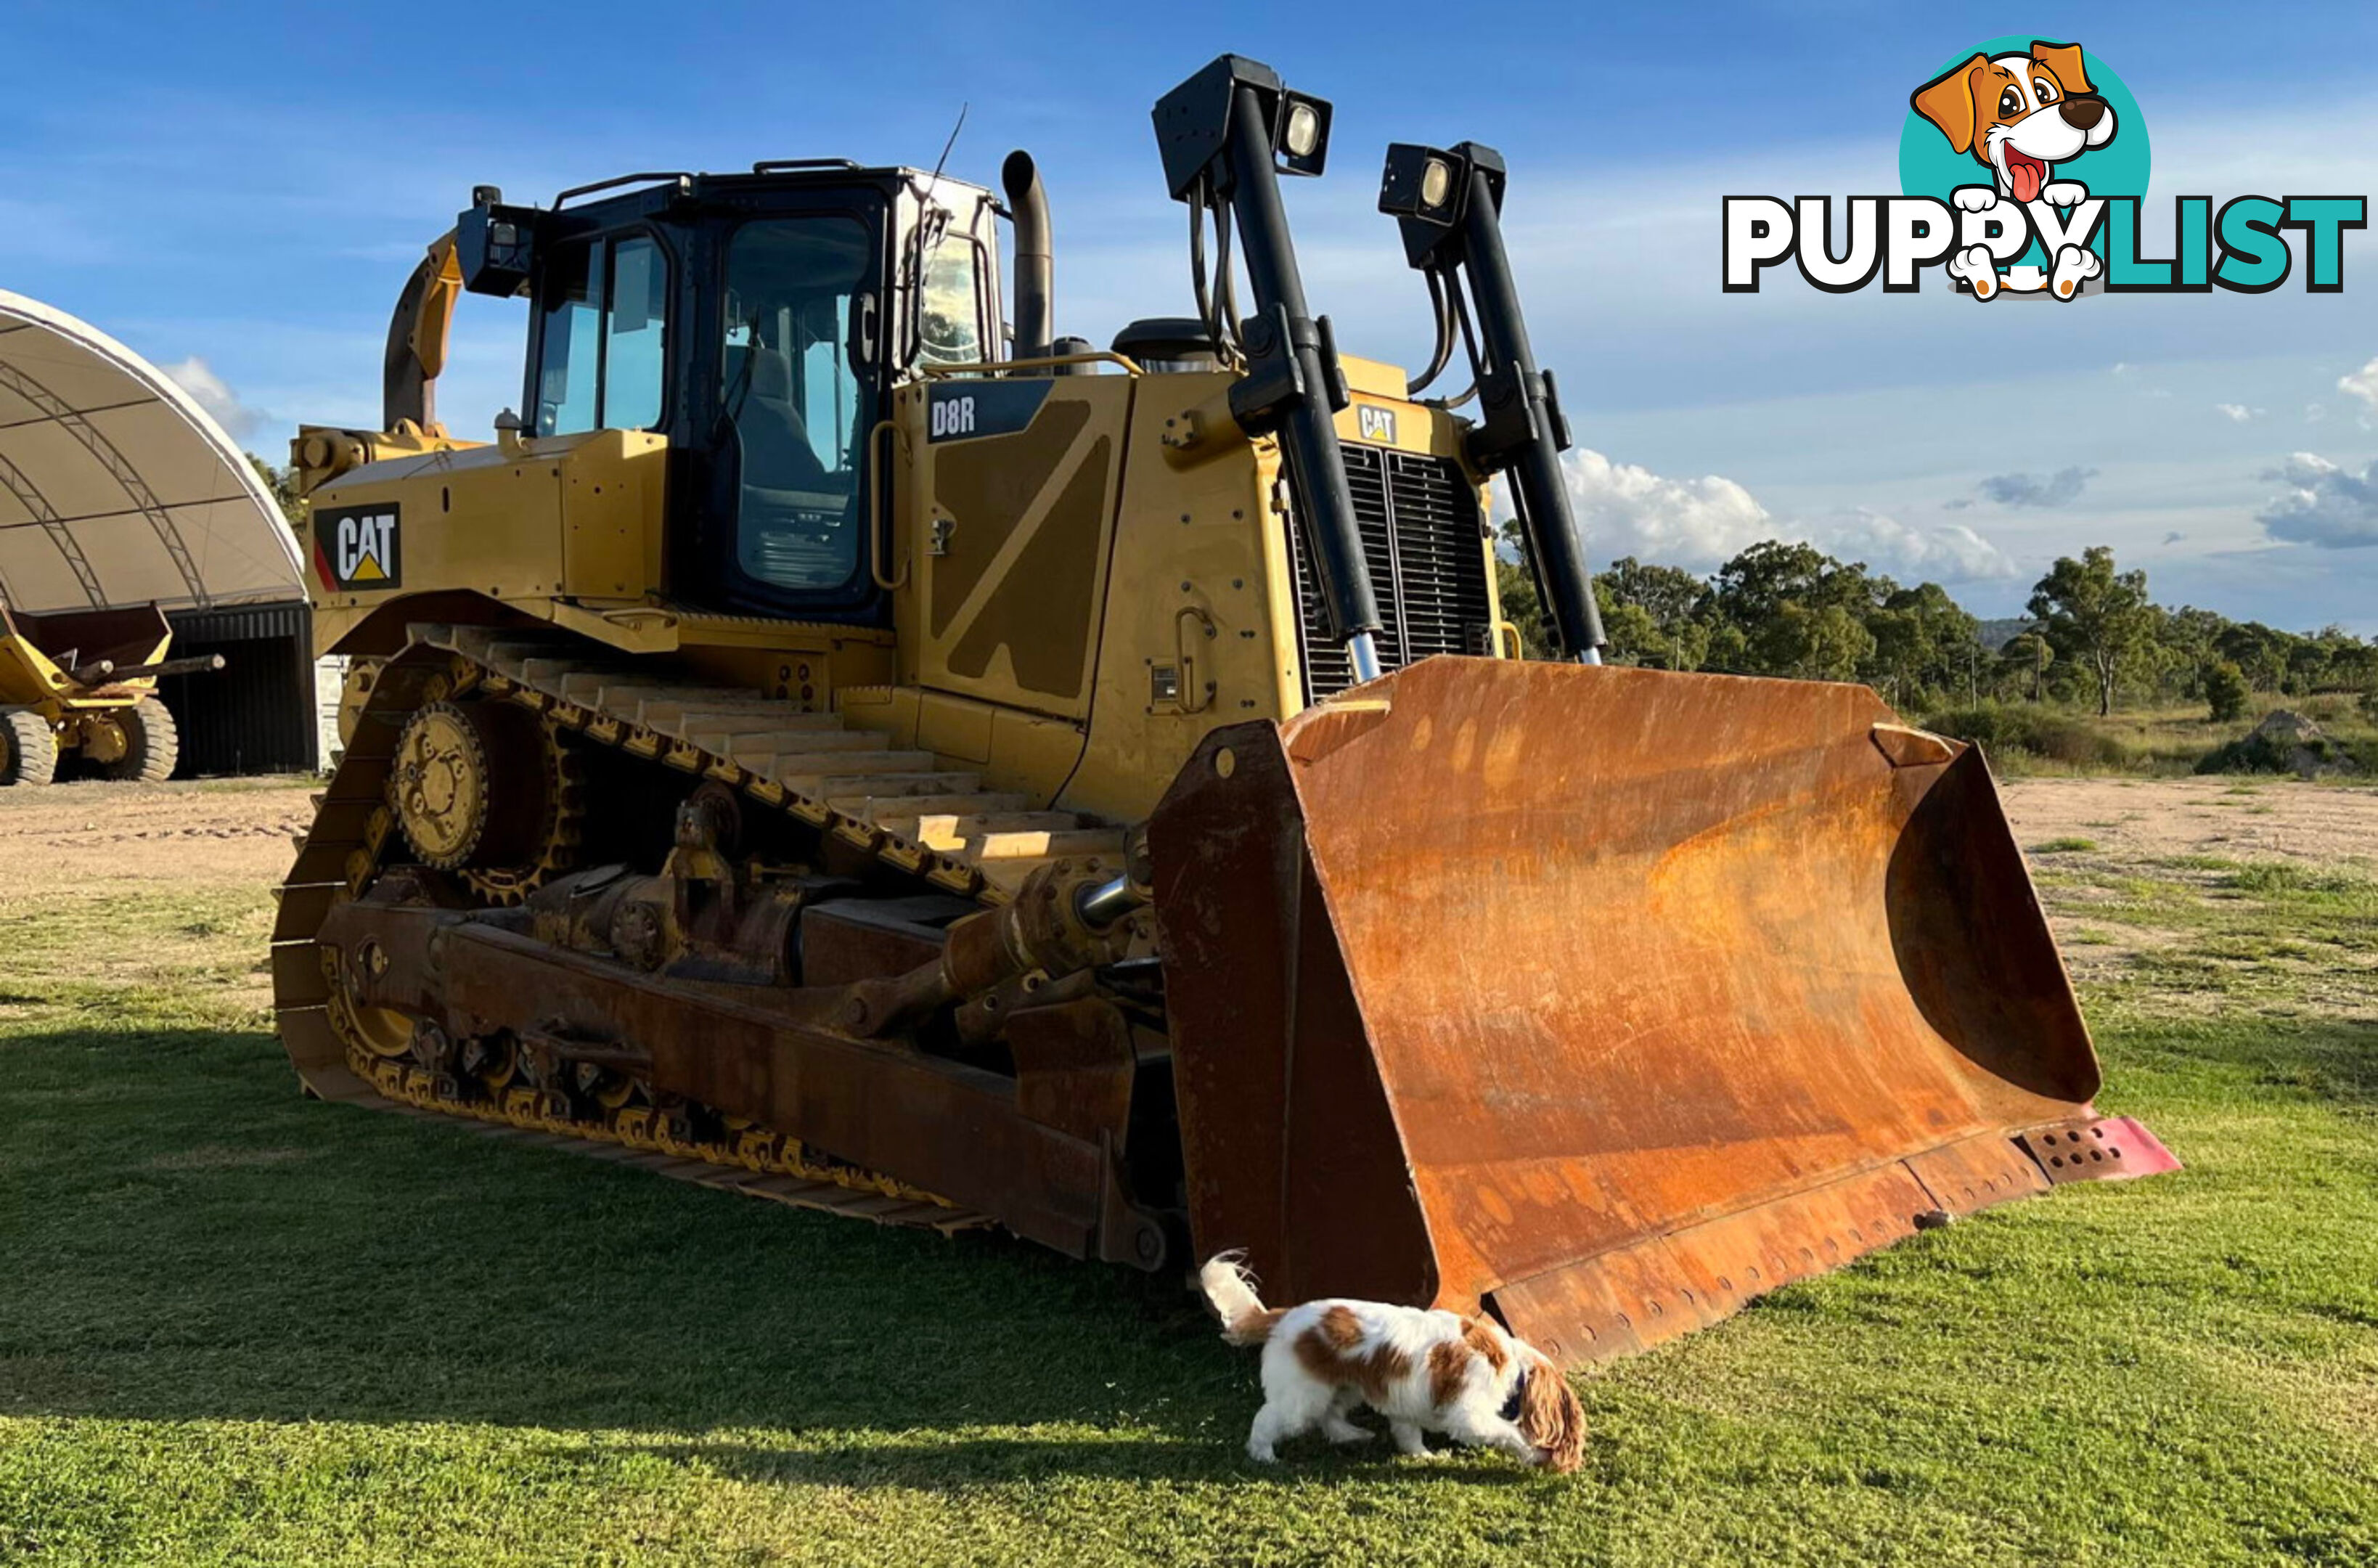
[1285,446,1492,701]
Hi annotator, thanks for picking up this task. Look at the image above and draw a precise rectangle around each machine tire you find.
[0,709,58,786]
[99,696,179,783]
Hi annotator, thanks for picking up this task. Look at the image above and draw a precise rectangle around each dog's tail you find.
[1199,1251,1285,1348]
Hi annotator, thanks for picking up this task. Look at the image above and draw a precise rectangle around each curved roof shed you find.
[0,290,303,616]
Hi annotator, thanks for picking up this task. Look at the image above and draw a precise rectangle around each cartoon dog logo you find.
[1912,40,2117,299]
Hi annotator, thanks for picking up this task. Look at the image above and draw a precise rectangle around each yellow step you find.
[835,791,1032,820]
[970,828,1128,861]
[878,811,1095,852]
[784,769,984,799]
[557,674,756,706]
[698,726,882,756]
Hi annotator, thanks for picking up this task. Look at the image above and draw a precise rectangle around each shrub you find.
[2302,693,2354,723]
[1921,706,2019,751]
[2362,686,2378,724]
[2194,729,2371,777]
[1921,706,2129,768]
[2202,660,2250,724]
[2194,733,2298,775]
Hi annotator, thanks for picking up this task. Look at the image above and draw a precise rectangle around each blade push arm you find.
[1155,56,1386,682]
[1381,143,1607,663]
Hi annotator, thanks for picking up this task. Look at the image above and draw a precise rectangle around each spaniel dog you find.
[1198,1253,1585,1471]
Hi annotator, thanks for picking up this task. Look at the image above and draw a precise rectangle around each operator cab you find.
[456,163,1000,624]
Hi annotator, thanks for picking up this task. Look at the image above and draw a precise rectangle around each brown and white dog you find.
[1199,1253,1585,1471]
[1913,40,2117,210]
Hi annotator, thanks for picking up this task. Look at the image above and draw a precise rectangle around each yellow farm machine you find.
[1,599,218,785]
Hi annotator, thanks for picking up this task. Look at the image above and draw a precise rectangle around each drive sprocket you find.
[387,695,581,904]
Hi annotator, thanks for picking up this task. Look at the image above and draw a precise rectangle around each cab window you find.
[604,237,668,429]
[535,243,601,434]
[917,240,986,367]
[534,234,670,436]
[720,214,876,593]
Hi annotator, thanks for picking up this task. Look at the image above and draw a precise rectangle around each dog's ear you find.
[1911,54,1990,155]
[1518,1353,1587,1474]
[2031,40,2092,96]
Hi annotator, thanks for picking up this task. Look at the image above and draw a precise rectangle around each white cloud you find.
[2257,452,2378,548]
[158,356,266,442]
[1823,508,2019,582]
[1969,466,2097,508]
[2340,357,2378,422]
[2214,403,2262,423]
[2307,403,2326,423]
[1558,448,2014,584]
[1560,448,1773,566]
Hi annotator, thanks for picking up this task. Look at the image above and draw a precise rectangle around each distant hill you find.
[1977,617,2038,652]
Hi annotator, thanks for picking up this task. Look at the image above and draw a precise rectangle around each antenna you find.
[928,102,968,190]
[901,102,971,369]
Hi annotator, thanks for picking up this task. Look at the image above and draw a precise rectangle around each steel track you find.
[271,621,1135,1236]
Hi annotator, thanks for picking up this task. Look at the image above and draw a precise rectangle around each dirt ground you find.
[0,779,316,894]
[1998,774,2378,868]
[2,774,2373,896]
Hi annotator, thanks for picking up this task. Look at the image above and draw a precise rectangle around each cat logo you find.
[929,394,978,439]
[314,505,402,592]
[1357,404,1398,444]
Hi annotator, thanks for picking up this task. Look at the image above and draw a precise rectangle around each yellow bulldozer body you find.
[271,60,2173,1368]
[301,354,1494,827]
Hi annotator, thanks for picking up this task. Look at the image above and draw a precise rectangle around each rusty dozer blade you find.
[1151,657,2177,1366]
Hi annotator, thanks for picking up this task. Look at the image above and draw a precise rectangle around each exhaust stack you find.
[1002,150,1055,359]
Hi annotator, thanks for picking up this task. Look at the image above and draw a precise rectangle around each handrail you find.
[1174,605,1217,713]
[552,171,693,209]
[919,351,1145,380]
[867,419,912,592]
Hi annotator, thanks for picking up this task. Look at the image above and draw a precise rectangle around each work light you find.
[1378,143,1466,224]
[1275,91,1331,176]
[1421,158,1451,209]
[456,185,539,298]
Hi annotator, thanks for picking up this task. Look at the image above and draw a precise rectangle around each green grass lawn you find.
[3,832,2376,1565]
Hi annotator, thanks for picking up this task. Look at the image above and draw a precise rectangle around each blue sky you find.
[6,1,2376,627]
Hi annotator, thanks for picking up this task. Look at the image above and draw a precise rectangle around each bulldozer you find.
[271,54,2174,1366]
[1,598,221,785]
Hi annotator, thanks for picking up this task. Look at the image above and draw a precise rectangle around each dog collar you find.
[1498,1368,1527,1425]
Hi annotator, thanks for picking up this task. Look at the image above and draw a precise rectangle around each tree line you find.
[1498,528,2378,719]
